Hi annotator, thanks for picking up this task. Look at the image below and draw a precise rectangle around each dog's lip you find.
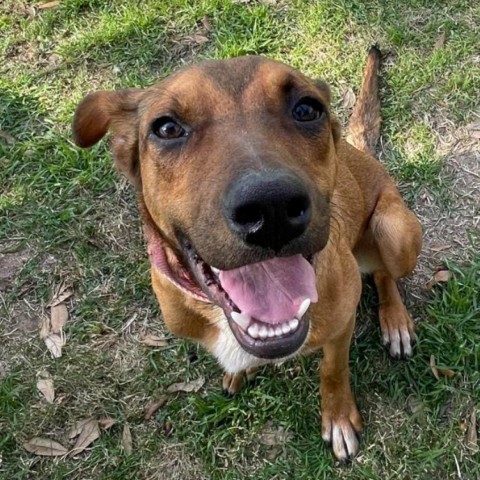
[180,239,313,358]
[226,313,310,359]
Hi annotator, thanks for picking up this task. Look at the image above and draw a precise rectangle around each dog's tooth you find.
[231,311,251,330]
[211,267,220,275]
[296,298,311,319]
[282,323,292,334]
[258,325,268,340]
[274,325,283,336]
[248,323,259,339]
[289,318,299,331]
[267,327,275,338]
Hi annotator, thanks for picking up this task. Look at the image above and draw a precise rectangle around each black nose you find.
[222,170,312,251]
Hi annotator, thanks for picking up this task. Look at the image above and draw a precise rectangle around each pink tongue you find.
[219,255,318,324]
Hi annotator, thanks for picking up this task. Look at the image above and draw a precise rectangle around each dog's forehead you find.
[142,56,309,115]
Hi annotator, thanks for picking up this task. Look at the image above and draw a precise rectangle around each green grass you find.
[1,0,479,478]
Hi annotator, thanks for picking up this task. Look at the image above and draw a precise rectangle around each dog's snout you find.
[223,170,312,251]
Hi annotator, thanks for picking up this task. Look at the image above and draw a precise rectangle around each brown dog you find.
[73,47,422,461]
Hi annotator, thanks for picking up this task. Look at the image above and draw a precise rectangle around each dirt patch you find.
[0,246,31,292]
[405,132,479,304]
[142,443,209,480]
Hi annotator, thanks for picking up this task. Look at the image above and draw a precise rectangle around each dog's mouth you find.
[145,225,317,359]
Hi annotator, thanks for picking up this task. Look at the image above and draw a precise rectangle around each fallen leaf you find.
[430,355,455,380]
[259,423,293,446]
[98,417,116,430]
[39,315,51,340]
[430,355,440,380]
[144,396,168,420]
[36,371,55,403]
[167,376,205,393]
[433,31,446,50]
[23,437,68,456]
[466,410,478,453]
[0,130,16,144]
[342,87,356,109]
[69,418,100,456]
[430,244,452,252]
[68,417,96,439]
[139,334,168,347]
[38,1,60,9]
[50,303,68,333]
[48,284,73,307]
[122,424,132,455]
[188,33,209,44]
[162,420,174,437]
[44,333,65,358]
[426,268,452,289]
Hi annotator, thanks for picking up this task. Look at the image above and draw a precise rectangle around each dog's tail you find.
[346,45,381,156]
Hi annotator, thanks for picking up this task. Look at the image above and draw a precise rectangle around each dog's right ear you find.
[73,89,143,188]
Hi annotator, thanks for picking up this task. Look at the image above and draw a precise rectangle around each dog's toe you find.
[222,372,244,396]
[380,304,415,360]
[322,417,361,461]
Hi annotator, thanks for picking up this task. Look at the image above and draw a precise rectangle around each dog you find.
[72,46,422,461]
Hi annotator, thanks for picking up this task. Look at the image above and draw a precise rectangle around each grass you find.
[1,0,479,478]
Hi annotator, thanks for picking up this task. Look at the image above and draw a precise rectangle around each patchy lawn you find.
[0,0,478,479]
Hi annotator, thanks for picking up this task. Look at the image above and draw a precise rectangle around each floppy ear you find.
[72,88,143,189]
[313,80,341,143]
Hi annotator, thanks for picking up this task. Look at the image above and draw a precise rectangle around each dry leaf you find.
[44,333,65,358]
[167,376,205,393]
[433,31,446,50]
[342,88,356,109]
[140,334,168,347]
[48,285,73,307]
[189,33,209,44]
[50,303,68,333]
[98,417,116,430]
[36,371,55,403]
[426,269,452,289]
[39,315,50,340]
[144,396,168,420]
[162,420,174,436]
[0,130,16,144]
[430,355,455,380]
[122,424,132,455]
[23,437,68,456]
[465,410,478,452]
[430,244,452,252]
[69,418,100,456]
[201,16,212,31]
[38,1,60,9]
[259,424,293,446]
[68,417,96,439]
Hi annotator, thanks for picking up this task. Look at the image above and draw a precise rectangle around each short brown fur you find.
[73,49,422,461]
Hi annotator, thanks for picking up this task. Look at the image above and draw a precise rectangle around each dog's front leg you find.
[320,315,362,461]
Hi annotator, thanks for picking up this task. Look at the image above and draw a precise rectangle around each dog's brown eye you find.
[292,98,324,122]
[152,117,186,140]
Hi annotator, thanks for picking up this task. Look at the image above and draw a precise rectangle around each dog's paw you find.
[222,372,244,396]
[222,367,260,396]
[321,403,363,461]
[379,303,415,359]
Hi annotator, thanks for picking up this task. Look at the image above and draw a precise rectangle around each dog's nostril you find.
[286,196,309,219]
[233,204,263,228]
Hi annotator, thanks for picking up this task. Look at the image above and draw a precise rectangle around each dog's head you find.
[73,56,342,360]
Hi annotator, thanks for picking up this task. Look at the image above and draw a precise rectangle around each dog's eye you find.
[292,98,324,122]
[152,117,187,140]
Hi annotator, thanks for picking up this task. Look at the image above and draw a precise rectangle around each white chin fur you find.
[209,308,302,374]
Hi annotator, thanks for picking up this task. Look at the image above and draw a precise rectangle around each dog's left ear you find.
[313,80,341,143]
[73,88,143,188]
